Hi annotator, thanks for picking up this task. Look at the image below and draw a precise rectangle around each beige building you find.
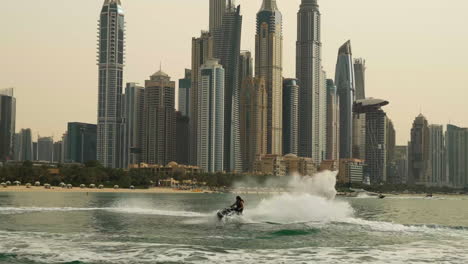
[131,162,201,177]
[337,159,365,184]
[254,154,316,177]
[255,0,283,155]
[240,77,268,172]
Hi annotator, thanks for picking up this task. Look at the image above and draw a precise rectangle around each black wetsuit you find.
[232,200,244,214]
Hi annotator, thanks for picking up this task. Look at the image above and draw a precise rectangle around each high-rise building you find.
[16,129,32,161]
[239,51,253,87]
[282,78,299,156]
[178,69,191,117]
[209,0,226,33]
[354,59,366,100]
[0,88,16,161]
[394,145,408,184]
[213,2,243,172]
[256,0,283,155]
[429,125,446,186]
[53,141,63,163]
[326,79,339,161]
[38,137,54,162]
[142,70,176,166]
[240,77,268,172]
[445,124,468,188]
[190,31,213,166]
[387,119,396,164]
[97,0,125,168]
[67,123,97,164]
[354,99,390,184]
[335,40,355,159]
[32,142,38,161]
[123,83,144,167]
[408,114,431,185]
[176,112,190,165]
[13,133,20,161]
[197,59,225,172]
[297,0,326,164]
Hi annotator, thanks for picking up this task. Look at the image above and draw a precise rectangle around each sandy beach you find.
[0,186,210,194]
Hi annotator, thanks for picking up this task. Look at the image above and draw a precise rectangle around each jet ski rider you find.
[231,196,244,214]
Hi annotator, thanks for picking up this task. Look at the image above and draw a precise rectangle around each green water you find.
[1,192,468,263]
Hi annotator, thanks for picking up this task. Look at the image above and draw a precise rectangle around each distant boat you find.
[378,194,386,199]
[426,193,433,198]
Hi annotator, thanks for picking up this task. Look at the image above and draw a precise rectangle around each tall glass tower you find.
[297,0,326,163]
[256,0,283,155]
[97,0,125,168]
[335,40,355,159]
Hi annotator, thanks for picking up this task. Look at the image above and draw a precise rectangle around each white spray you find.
[242,171,354,224]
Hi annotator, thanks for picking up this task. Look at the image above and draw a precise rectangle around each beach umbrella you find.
[44,184,51,189]
[59,182,66,188]
[98,185,104,189]
[130,185,135,190]
[1,183,6,188]
[114,185,119,189]
[26,183,31,188]
[13,181,21,186]
[67,184,73,189]
[80,184,86,189]
[89,184,96,189]
[5,181,11,186]
[34,181,41,187]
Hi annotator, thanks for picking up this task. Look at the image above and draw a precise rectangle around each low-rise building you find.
[254,154,316,177]
[130,162,201,177]
[337,159,365,184]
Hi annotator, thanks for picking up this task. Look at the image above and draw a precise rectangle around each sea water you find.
[1,173,468,263]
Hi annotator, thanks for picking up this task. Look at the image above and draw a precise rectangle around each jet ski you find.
[217,208,239,219]
[378,194,386,199]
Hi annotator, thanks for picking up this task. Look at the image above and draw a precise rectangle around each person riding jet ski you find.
[230,196,244,214]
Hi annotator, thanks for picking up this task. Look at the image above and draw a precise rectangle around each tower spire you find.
[261,0,278,11]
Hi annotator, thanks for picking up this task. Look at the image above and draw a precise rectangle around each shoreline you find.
[0,186,210,194]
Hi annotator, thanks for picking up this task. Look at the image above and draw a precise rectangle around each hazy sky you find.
[2,0,468,145]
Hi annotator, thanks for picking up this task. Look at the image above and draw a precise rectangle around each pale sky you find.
[1,0,468,145]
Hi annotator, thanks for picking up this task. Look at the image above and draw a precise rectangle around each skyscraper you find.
[282,78,299,156]
[354,59,366,100]
[297,0,326,163]
[32,142,38,161]
[240,77,268,172]
[256,0,283,155]
[17,129,33,161]
[445,124,468,188]
[0,88,15,161]
[408,114,431,185]
[178,69,191,117]
[176,112,190,165]
[197,59,225,173]
[190,32,213,166]
[38,137,54,162]
[429,125,446,186]
[67,123,98,164]
[209,0,226,33]
[213,2,243,172]
[326,79,339,161]
[239,50,253,87]
[335,40,355,159]
[123,83,144,167]
[97,0,125,168]
[142,70,176,166]
[53,141,63,163]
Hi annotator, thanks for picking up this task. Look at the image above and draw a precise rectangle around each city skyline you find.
[2,0,468,144]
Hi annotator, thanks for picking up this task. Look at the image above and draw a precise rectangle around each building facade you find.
[297,0,326,164]
[197,59,225,173]
[335,40,355,159]
[123,83,145,167]
[67,123,98,164]
[213,3,243,172]
[97,0,125,168]
[53,141,63,163]
[408,114,431,185]
[142,71,176,166]
[38,137,54,162]
[176,112,190,165]
[209,0,226,33]
[178,69,191,118]
[240,77,268,172]
[0,89,16,161]
[282,78,299,156]
[190,31,213,166]
[337,159,365,184]
[256,0,283,155]
[446,124,468,188]
[326,79,339,161]
[239,50,253,87]
[354,58,366,100]
[429,125,446,186]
